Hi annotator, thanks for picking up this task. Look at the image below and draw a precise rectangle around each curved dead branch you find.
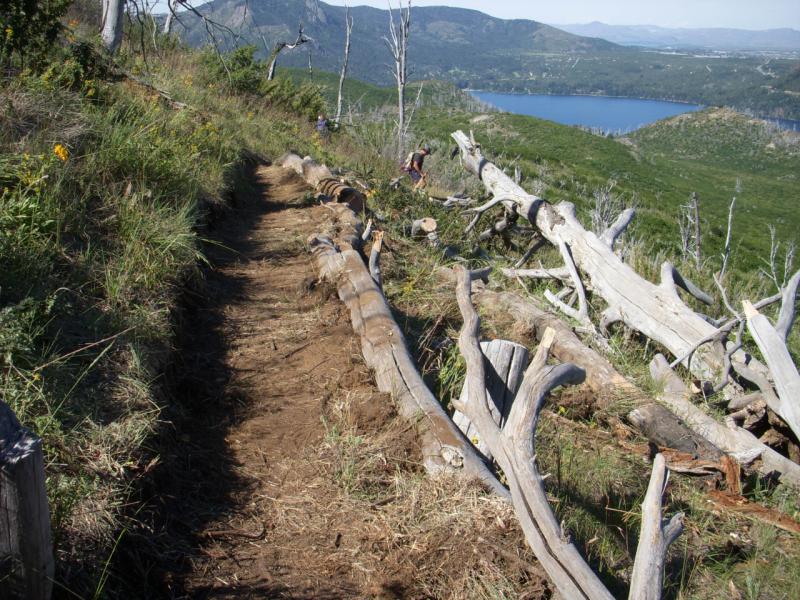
[600,207,636,249]
[776,269,800,342]
[629,454,684,600]
[455,267,615,600]
[458,270,689,599]
[660,262,713,306]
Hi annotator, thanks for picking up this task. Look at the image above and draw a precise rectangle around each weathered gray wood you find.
[459,273,692,599]
[650,354,800,486]
[1,401,54,600]
[744,300,800,442]
[629,454,684,600]
[452,339,529,461]
[101,0,125,53]
[502,266,572,284]
[600,208,635,249]
[306,200,507,498]
[410,218,437,236]
[369,230,383,288]
[450,130,739,383]
[334,5,353,125]
[266,28,310,81]
[627,404,722,460]
[456,268,615,600]
[475,289,641,409]
[775,270,800,342]
[475,288,724,462]
[278,153,364,212]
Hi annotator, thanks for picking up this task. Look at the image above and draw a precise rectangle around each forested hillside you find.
[172,0,800,119]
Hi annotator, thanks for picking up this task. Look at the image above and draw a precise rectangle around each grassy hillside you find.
[172,0,800,119]
[284,67,485,115]
[2,11,799,597]
[285,65,799,266]
[0,34,333,593]
[407,106,799,276]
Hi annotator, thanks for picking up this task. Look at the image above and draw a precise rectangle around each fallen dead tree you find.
[305,200,507,498]
[650,354,800,487]
[472,287,723,461]
[454,267,683,600]
[743,273,800,442]
[450,130,767,387]
[451,130,800,477]
[279,153,365,212]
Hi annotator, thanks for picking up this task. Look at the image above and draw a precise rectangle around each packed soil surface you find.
[116,161,546,600]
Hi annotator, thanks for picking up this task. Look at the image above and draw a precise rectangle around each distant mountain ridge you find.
[172,0,800,120]
[174,0,623,86]
[556,22,800,52]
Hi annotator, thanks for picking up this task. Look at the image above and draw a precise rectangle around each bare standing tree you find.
[679,192,702,266]
[265,26,311,81]
[102,0,126,53]
[163,0,177,34]
[335,4,354,125]
[385,1,411,159]
[719,179,740,279]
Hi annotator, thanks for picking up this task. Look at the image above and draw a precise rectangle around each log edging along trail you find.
[277,154,508,497]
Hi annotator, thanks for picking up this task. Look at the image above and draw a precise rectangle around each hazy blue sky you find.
[322,1,800,30]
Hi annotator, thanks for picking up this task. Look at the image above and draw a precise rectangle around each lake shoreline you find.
[467,90,800,132]
[464,88,706,107]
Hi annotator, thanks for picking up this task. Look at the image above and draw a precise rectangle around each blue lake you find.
[471,92,703,133]
[471,92,800,133]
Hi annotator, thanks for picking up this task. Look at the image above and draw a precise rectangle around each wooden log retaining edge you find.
[306,201,508,498]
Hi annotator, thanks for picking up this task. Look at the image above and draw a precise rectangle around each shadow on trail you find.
[106,158,339,599]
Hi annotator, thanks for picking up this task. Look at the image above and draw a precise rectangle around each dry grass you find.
[263,383,556,600]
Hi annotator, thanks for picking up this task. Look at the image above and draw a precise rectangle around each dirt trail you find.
[126,164,412,598]
[118,161,545,600]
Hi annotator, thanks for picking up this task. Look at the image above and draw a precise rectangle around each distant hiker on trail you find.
[402,144,431,190]
[315,114,329,141]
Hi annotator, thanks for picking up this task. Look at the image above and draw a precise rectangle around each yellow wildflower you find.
[53,143,69,162]
[4,26,12,40]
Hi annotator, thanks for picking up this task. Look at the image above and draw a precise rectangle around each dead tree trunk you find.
[744,287,800,441]
[163,0,176,34]
[690,192,702,266]
[1,401,54,600]
[385,2,410,160]
[278,153,364,212]
[450,130,753,385]
[101,0,125,53]
[455,268,682,600]
[474,288,722,461]
[629,453,684,600]
[335,5,353,125]
[302,180,506,498]
[452,339,529,461]
[266,27,310,81]
[650,355,800,486]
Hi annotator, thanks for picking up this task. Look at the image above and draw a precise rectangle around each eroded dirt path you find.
[136,164,413,598]
[121,162,544,600]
